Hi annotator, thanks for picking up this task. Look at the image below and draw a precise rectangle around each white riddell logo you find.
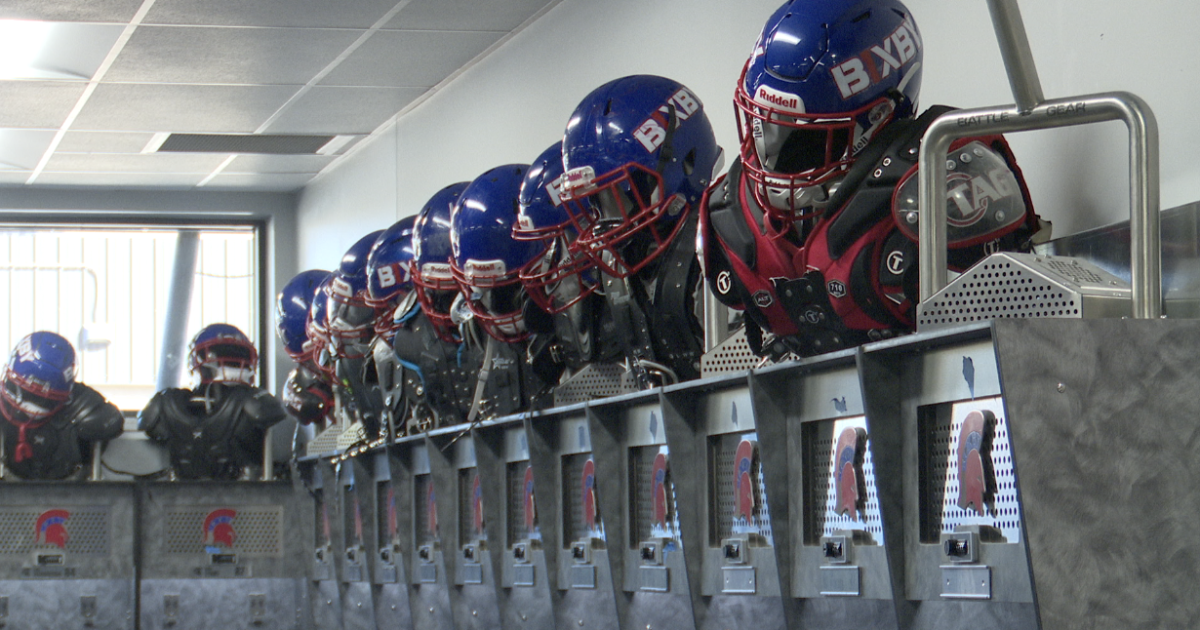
[756,87,800,112]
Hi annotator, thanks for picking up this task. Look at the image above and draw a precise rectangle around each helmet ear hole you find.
[683,149,696,177]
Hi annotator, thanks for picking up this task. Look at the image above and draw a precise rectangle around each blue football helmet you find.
[450,164,541,342]
[514,142,598,314]
[366,216,417,340]
[306,275,335,375]
[1,331,76,425]
[189,323,258,386]
[735,0,922,216]
[560,74,722,278]
[413,182,470,342]
[275,269,331,363]
[328,230,385,361]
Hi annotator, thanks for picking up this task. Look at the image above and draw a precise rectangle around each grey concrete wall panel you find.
[473,419,556,630]
[587,389,699,630]
[992,318,1200,630]
[0,482,135,629]
[660,375,787,630]
[525,406,621,630]
[394,437,454,630]
[427,431,503,630]
[753,349,902,630]
[137,480,307,630]
[859,324,1038,630]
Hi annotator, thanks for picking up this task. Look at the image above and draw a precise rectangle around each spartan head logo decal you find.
[35,509,69,549]
[522,464,537,532]
[651,452,669,528]
[956,410,997,515]
[203,509,237,548]
[734,440,757,522]
[834,427,868,521]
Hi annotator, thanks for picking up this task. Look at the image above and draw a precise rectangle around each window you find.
[0,223,260,412]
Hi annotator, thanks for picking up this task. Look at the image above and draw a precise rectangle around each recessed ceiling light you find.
[0,20,53,80]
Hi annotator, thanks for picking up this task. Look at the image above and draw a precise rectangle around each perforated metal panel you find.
[919,397,1021,543]
[802,417,884,544]
[342,490,364,547]
[700,327,760,378]
[164,506,284,556]
[377,480,398,549]
[709,433,772,544]
[553,363,638,406]
[916,253,1132,329]
[629,445,681,546]
[561,454,605,545]
[414,474,438,545]
[314,489,331,547]
[457,468,485,547]
[307,423,345,456]
[506,462,539,545]
[0,507,110,555]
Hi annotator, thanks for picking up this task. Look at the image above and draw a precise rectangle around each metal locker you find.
[0,482,136,629]
[660,375,788,630]
[369,448,414,630]
[426,429,503,630]
[473,419,555,630]
[138,480,306,630]
[401,438,454,630]
[525,405,621,630]
[588,389,698,630]
[753,349,902,629]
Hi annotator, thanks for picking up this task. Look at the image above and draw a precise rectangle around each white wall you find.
[297,0,1200,268]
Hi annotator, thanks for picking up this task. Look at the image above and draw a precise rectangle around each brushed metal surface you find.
[994,318,1200,629]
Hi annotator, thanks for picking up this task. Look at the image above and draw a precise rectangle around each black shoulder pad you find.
[68,383,124,441]
[242,388,288,428]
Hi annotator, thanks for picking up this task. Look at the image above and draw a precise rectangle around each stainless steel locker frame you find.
[299,457,344,630]
[0,482,136,629]
[426,428,504,630]
[860,322,1039,630]
[397,436,454,630]
[753,349,903,629]
[587,388,698,630]
[337,455,379,630]
[861,319,1200,630]
[660,373,789,630]
[138,480,306,630]
[472,418,556,630]
[524,402,622,630]
[368,447,414,630]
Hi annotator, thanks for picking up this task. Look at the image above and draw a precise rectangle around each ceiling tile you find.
[31,172,208,188]
[320,30,504,88]
[387,0,557,31]
[72,83,299,133]
[144,0,401,29]
[263,86,424,134]
[57,131,158,153]
[225,154,336,174]
[0,0,144,23]
[0,81,88,128]
[204,172,314,191]
[105,26,362,85]
[0,173,33,185]
[43,152,229,173]
[0,129,57,170]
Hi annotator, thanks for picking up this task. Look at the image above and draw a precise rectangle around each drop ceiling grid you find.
[0,0,561,190]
